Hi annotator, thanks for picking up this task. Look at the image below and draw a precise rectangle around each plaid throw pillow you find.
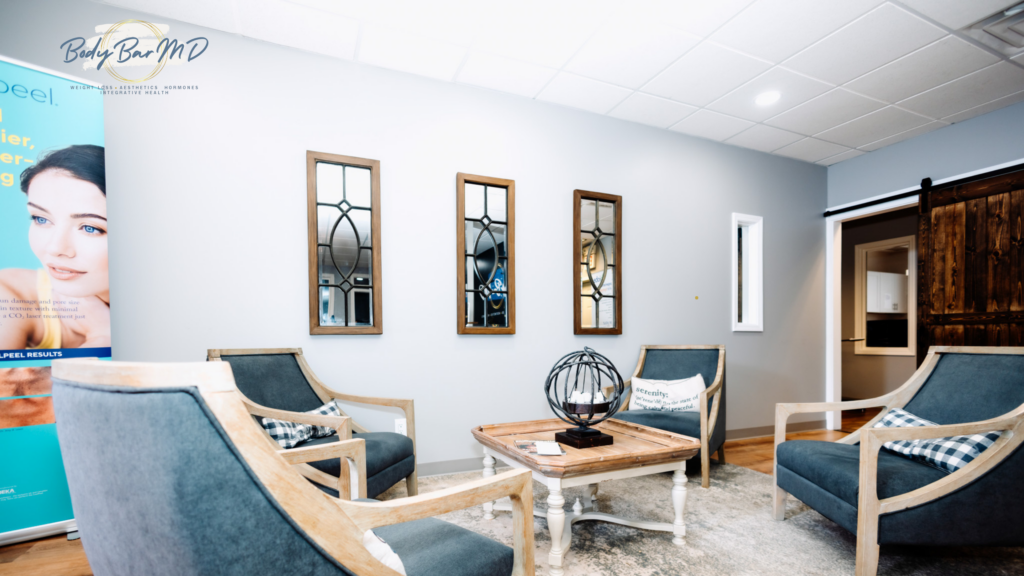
[261,400,343,449]
[873,408,1001,474]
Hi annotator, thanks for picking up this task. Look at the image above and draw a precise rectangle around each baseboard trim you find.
[419,457,485,477]
[725,420,826,441]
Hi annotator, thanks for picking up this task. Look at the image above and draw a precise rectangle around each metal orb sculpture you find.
[545,347,626,449]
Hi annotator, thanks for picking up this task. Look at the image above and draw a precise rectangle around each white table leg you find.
[671,464,687,546]
[582,483,598,512]
[482,452,496,520]
[547,486,566,576]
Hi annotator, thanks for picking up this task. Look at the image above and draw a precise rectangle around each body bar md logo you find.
[61,20,209,83]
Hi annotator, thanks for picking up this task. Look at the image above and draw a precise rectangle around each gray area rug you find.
[377,463,1023,575]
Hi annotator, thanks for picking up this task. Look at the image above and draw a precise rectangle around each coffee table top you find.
[471,418,700,478]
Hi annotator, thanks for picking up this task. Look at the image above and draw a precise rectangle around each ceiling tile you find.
[358,25,466,80]
[725,124,805,152]
[783,4,945,86]
[619,0,757,37]
[104,0,242,33]
[236,0,359,60]
[455,52,558,98]
[537,73,633,114]
[565,19,701,89]
[608,93,698,128]
[898,0,1020,30]
[942,90,1024,123]
[669,109,755,141]
[472,0,616,68]
[774,138,850,163]
[301,0,484,45]
[858,121,947,151]
[816,149,866,165]
[816,106,932,148]
[898,62,1024,119]
[765,88,885,135]
[710,0,883,63]
[844,36,1001,103]
[707,67,833,122]
[643,42,772,107]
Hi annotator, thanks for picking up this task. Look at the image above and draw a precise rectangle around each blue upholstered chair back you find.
[902,353,1024,425]
[640,348,720,384]
[52,378,355,576]
[220,353,324,412]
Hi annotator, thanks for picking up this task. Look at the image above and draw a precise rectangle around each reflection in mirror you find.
[853,235,916,355]
[307,152,381,334]
[457,173,515,334]
[575,191,622,334]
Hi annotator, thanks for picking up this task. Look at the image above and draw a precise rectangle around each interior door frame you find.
[823,157,1024,430]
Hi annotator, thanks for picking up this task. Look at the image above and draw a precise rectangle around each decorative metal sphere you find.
[545,347,626,430]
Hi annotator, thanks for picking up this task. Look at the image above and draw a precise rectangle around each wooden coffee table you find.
[471,418,700,576]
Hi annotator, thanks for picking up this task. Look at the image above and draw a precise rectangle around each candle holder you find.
[544,347,625,449]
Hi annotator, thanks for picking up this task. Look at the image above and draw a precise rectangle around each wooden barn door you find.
[917,168,1024,363]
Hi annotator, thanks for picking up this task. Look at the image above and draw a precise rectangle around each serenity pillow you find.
[630,374,706,412]
[362,530,407,575]
[260,400,343,449]
[873,407,1001,474]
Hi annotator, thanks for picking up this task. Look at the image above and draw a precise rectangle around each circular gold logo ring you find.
[100,19,167,84]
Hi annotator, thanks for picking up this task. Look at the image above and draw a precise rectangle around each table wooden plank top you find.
[472,418,700,478]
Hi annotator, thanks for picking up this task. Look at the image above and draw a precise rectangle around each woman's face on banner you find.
[26,170,109,299]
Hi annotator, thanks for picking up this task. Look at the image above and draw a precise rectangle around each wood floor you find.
[0,409,878,576]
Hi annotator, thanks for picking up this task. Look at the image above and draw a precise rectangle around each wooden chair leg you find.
[773,485,787,520]
[700,445,710,489]
[716,446,726,464]
[855,532,880,576]
[405,470,419,497]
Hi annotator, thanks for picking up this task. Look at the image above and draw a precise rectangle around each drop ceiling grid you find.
[100,0,1024,164]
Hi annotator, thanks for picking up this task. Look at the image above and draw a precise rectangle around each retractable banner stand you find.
[0,56,107,545]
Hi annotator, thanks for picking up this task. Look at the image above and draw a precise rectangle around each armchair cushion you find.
[303,432,415,498]
[375,516,514,576]
[613,410,701,439]
[902,353,1024,425]
[873,408,1001,473]
[220,353,324,413]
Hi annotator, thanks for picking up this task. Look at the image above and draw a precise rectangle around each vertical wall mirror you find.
[854,236,916,355]
[306,151,382,335]
[574,190,622,335]
[457,173,515,334]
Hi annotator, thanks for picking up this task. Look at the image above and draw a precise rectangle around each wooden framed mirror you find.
[574,190,622,335]
[457,173,515,334]
[306,151,382,335]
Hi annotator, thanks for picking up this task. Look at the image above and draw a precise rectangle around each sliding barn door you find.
[917,168,1024,363]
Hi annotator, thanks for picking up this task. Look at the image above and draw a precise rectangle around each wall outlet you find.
[395,418,407,436]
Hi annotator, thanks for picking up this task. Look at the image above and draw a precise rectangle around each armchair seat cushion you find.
[776,440,947,508]
[375,517,514,576]
[613,410,701,439]
[302,432,415,498]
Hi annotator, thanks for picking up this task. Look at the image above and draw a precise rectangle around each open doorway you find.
[840,208,918,403]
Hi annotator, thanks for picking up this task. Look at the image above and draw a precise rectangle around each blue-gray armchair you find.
[208,348,417,499]
[774,347,1024,576]
[51,358,535,576]
[611,345,726,488]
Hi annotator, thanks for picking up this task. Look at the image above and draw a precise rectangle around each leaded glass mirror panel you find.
[307,151,382,335]
[457,173,515,335]
[574,190,622,335]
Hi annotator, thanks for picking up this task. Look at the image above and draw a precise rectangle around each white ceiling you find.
[103,0,1024,166]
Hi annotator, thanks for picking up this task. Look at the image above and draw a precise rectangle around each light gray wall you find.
[2,0,828,466]
[828,101,1024,208]
[840,209,917,400]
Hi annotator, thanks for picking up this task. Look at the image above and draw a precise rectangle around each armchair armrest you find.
[325,390,416,445]
[603,378,632,411]
[775,395,895,452]
[242,398,352,439]
[279,438,367,499]
[340,468,535,576]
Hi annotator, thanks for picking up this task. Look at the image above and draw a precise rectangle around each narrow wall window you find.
[307,151,382,335]
[457,173,515,334]
[574,190,622,335]
[731,213,763,332]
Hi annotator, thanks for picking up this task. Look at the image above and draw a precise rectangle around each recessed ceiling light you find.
[755,91,781,106]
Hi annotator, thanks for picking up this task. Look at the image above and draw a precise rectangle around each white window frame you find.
[853,235,917,356]
[731,213,763,332]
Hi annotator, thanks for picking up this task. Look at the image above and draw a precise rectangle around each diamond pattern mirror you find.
[574,190,622,335]
[457,173,515,334]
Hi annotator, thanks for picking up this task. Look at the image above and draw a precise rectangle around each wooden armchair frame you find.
[53,358,535,576]
[208,348,418,496]
[610,345,725,488]
[773,346,1024,576]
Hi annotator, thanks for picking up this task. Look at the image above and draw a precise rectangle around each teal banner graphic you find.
[0,56,107,541]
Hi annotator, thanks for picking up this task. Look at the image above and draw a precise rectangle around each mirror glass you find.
[579,198,617,329]
[316,162,374,327]
[464,184,509,328]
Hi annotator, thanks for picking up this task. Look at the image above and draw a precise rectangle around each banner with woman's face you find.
[0,57,107,541]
